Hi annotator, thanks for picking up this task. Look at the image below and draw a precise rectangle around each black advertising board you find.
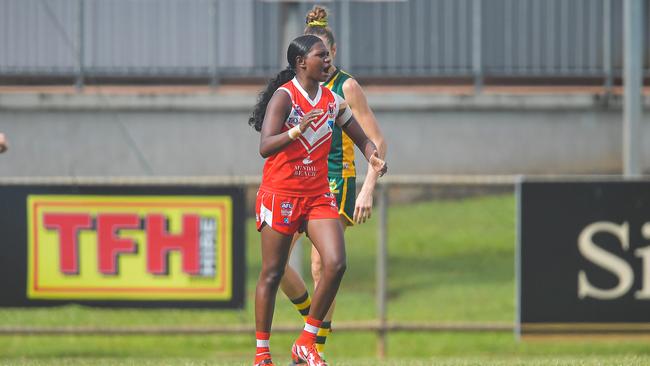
[517,179,650,336]
[0,183,245,308]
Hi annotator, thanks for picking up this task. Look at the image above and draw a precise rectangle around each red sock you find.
[296,316,322,345]
[255,331,271,364]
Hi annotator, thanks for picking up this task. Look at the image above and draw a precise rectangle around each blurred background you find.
[1,1,650,365]
[0,0,649,177]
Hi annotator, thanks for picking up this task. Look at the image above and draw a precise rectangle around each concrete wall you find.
[0,92,648,177]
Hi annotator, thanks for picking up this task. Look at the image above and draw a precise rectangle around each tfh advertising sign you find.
[0,184,245,308]
[518,179,650,336]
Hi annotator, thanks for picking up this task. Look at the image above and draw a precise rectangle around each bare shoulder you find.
[269,88,292,109]
[342,77,364,96]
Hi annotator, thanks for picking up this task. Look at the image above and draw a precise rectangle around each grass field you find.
[1,193,650,365]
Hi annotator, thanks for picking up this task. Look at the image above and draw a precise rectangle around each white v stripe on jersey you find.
[301,116,331,145]
[292,78,322,106]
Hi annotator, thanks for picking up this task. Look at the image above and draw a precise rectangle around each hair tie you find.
[307,18,328,27]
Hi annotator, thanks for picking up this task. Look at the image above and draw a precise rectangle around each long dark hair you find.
[249,35,322,132]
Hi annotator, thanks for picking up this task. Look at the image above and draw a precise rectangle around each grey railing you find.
[0,0,647,89]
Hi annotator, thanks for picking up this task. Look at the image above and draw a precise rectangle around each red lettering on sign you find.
[97,214,140,275]
[146,214,200,275]
[43,213,93,275]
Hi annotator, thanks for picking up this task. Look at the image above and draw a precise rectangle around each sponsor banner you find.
[517,179,650,336]
[0,185,245,308]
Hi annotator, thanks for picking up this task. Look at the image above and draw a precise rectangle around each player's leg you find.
[254,225,294,366]
[292,217,345,365]
[311,176,355,357]
[280,233,312,322]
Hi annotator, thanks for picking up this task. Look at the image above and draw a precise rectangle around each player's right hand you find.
[370,151,387,177]
[0,133,7,154]
[299,109,324,132]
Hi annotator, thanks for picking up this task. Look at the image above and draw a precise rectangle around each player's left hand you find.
[369,151,387,177]
[354,188,373,224]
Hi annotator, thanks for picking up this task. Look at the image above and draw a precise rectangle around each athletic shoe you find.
[291,342,326,366]
[254,358,274,366]
[289,359,326,366]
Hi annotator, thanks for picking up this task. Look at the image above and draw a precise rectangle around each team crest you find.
[327,102,336,119]
[294,104,304,117]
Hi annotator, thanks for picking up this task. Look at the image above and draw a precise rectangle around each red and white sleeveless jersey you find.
[260,77,345,197]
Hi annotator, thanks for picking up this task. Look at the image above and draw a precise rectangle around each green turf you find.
[1,194,649,365]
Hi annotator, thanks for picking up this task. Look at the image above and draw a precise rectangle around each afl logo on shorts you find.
[281,202,293,216]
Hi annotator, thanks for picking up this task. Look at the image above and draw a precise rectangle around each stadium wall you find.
[0,92,649,176]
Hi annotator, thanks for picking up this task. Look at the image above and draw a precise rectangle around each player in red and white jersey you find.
[248,35,386,366]
[258,76,344,198]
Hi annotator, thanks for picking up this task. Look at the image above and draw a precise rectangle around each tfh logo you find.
[43,213,217,277]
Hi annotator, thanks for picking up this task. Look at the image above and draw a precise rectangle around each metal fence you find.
[0,174,517,359]
[0,0,648,86]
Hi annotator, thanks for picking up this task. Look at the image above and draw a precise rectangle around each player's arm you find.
[343,79,387,223]
[342,79,386,158]
[259,91,322,158]
[336,109,387,177]
[0,133,7,154]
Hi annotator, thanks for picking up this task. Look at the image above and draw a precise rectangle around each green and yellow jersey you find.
[323,67,357,225]
[323,68,356,178]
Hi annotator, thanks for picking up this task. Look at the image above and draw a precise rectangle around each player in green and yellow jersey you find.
[279,5,387,364]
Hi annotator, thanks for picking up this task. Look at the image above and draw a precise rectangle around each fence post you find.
[472,0,483,94]
[623,0,643,177]
[340,0,351,71]
[603,0,613,94]
[210,0,220,89]
[376,182,388,359]
[76,0,85,92]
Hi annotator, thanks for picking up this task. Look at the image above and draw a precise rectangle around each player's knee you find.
[323,257,347,279]
[261,266,285,287]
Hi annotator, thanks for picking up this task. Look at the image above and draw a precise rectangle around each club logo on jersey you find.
[327,102,336,119]
[302,156,313,165]
[280,202,293,217]
[293,105,304,117]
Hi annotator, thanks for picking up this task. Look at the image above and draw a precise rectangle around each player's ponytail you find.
[249,67,295,132]
[249,35,322,132]
[304,5,336,48]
